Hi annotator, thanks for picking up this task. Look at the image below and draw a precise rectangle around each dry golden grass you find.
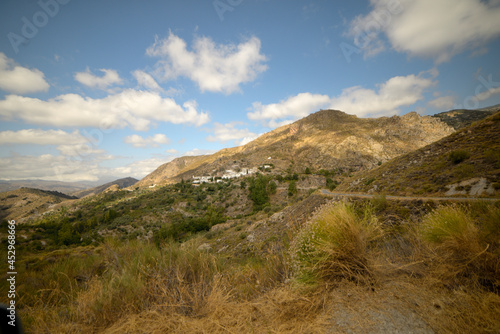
[418,204,500,291]
[16,201,500,333]
[290,201,383,286]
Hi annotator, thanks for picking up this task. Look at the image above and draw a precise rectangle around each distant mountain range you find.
[71,177,138,198]
[0,177,138,221]
[0,179,92,194]
[137,109,455,187]
[2,106,499,222]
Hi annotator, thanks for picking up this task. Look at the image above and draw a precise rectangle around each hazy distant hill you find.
[0,187,78,222]
[137,109,454,187]
[71,177,138,198]
[0,179,91,194]
[338,111,500,196]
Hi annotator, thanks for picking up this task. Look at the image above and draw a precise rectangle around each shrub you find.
[448,150,470,164]
[290,202,383,285]
[371,194,387,211]
[454,164,474,178]
[325,178,339,191]
[288,180,297,197]
[419,205,499,289]
[364,177,375,186]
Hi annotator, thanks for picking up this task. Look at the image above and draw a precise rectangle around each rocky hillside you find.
[0,188,78,222]
[138,109,454,187]
[431,105,500,130]
[338,111,500,196]
[71,177,138,198]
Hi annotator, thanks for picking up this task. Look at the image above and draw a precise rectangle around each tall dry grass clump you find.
[419,204,500,291]
[290,201,384,285]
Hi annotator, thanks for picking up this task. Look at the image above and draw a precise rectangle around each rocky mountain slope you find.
[0,187,78,222]
[338,111,500,196]
[431,105,500,130]
[138,109,454,187]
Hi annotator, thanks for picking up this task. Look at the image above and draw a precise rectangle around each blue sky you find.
[0,0,499,183]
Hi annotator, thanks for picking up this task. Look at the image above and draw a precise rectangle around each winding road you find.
[319,189,500,202]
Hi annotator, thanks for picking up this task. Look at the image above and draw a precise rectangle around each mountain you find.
[0,179,92,194]
[431,104,500,130]
[0,187,78,222]
[337,111,500,196]
[71,177,139,198]
[137,109,454,187]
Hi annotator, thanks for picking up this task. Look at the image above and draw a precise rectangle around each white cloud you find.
[247,72,436,126]
[428,96,456,110]
[132,70,163,92]
[146,32,268,94]
[206,122,258,145]
[247,93,331,127]
[112,156,176,180]
[0,153,102,182]
[184,148,217,156]
[474,86,500,102]
[328,72,436,117]
[239,133,263,146]
[348,0,500,63]
[0,89,210,131]
[0,129,85,145]
[74,68,123,90]
[0,128,107,157]
[124,134,170,148]
[0,53,50,94]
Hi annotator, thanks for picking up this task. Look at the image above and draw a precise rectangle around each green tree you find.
[268,181,277,194]
[248,174,270,211]
[288,180,298,197]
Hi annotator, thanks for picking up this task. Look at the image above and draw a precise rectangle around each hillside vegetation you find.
[2,195,499,333]
[0,188,77,222]
[1,108,499,333]
[339,111,500,197]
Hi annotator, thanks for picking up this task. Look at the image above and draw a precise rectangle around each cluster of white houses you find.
[192,165,272,185]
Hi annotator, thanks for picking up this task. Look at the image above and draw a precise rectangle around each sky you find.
[0,0,500,184]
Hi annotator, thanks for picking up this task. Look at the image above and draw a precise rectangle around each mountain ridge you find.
[137,109,455,187]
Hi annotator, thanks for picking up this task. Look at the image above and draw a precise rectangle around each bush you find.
[448,150,470,164]
[419,205,499,289]
[325,178,338,191]
[290,202,383,285]
[288,180,297,197]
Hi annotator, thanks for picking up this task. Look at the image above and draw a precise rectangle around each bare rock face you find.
[445,178,495,196]
[138,109,455,186]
